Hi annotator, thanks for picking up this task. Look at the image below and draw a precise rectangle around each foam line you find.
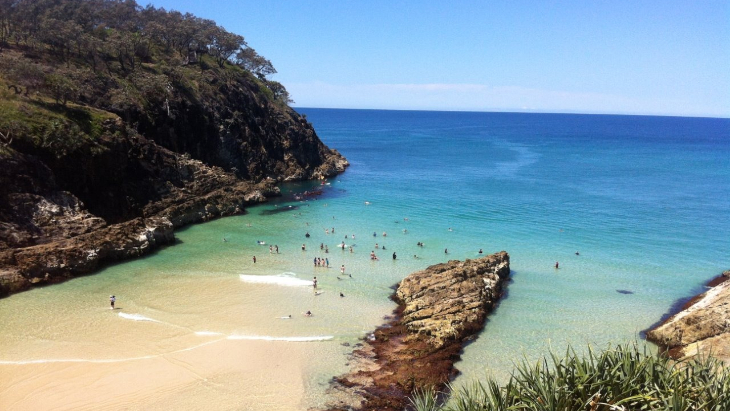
[227,335,333,342]
[118,312,162,323]
[194,331,225,336]
[0,339,224,365]
[239,274,313,287]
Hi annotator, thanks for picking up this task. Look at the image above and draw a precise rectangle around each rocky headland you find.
[328,252,511,411]
[0,2,348,297]
[646,270,730,363]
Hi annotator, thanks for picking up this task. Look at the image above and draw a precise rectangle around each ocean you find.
[1,109,728,410]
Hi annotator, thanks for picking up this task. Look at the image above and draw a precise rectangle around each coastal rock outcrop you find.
[646,270,730,363]
[329,252,510,411]
[0,36,348,297]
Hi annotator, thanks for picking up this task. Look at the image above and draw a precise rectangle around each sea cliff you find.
[0,1,348,296]
[328,252,511,411]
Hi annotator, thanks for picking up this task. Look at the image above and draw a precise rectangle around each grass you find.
[411,342,730,411]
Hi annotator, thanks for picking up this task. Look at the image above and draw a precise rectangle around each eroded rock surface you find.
[328,252,510,411]
[646,270,730,363]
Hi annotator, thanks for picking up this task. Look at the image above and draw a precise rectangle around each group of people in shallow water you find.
[313,257,329,267]
[236,215,576,319]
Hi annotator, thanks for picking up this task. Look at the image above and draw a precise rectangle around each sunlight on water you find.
[1,110,728,409]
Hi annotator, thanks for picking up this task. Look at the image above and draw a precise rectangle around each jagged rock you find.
[0,46,347,297]
[328,252,510,411]
[646,271,730,363]
[397,253,511,348]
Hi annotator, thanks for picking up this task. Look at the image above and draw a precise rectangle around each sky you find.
[146,0,729,118]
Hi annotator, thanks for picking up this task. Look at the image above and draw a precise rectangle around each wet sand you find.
[0,339,308,411]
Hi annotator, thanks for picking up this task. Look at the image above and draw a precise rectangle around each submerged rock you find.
[328,252,510,411]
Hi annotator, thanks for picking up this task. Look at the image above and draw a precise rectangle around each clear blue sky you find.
[147,0,729,117]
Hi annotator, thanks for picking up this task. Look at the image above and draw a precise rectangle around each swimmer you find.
[375,243,379,249]
[305,232,310,238]
[445,248,448,254]
[349,246,353,253]
[222,237,228,242]
[479,248,483,254]
[373,232,377,237]
[555,261,559,269]
[393,252,397,260]
[448,228,453,232]
[340,265,345,275]
[383,232,387,237]
[575,251,580,256]
[275,245,279,253]
[302,244,306,251]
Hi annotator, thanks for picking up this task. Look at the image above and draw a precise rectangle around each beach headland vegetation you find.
[411,342,729,411]
[0,0,348,297]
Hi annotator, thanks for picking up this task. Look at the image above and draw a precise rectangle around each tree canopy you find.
[0,0,290,104]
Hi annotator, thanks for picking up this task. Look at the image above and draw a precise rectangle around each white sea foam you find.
[118,312,162,323]
[195,331,224,336]
[239,274,313,287]
[0,339,225,365]
[227,335,333,342]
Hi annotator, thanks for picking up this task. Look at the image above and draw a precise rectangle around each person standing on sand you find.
[313,277,317,289]
[109,295,116,310]
[340,265,345,275]
[275,245,279,253]
[253,256,256,263]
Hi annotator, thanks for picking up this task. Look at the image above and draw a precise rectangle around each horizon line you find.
[292,106,730,120]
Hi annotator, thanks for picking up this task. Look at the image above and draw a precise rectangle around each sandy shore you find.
[0,339,309,411]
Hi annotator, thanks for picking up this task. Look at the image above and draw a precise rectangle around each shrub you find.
[411,342,730,411]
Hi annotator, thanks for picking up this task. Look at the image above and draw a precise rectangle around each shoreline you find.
[646,270,730,362]
[0,168,347,299]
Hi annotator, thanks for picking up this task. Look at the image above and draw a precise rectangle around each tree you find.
[45,73,78,106]
[266,80,293,104]
[235,47,276,79]
[208,25,245,67]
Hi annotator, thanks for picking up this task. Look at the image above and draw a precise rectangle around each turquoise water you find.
[1,109,728,409]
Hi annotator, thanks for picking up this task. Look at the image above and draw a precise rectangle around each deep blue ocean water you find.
[1,109,728,409]
[296,108,730,381]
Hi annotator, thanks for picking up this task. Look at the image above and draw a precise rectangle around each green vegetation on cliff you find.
[412,343,729,411]
[0,0,346,224]
[0,0,347,294]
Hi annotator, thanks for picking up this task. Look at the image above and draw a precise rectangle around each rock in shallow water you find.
[327,252,510,411]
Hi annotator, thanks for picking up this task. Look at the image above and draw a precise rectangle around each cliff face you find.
[0,45,347,296]
[646,271,730,363]
[329,252,511,411]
